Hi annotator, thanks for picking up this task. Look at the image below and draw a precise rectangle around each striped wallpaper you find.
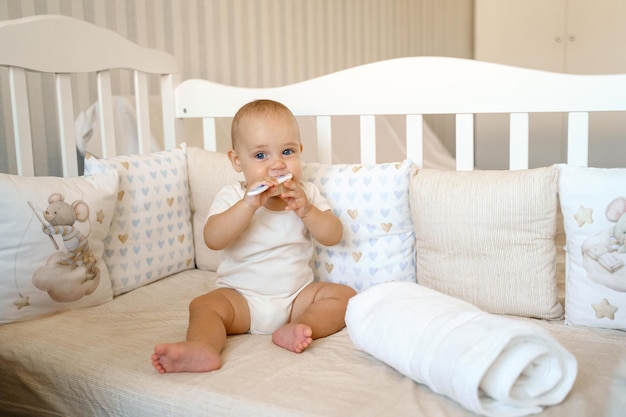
[0,0,473,175]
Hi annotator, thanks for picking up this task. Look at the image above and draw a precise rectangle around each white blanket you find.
[345,282,577,417]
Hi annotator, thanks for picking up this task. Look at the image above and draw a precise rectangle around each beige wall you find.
[0,0,473,175]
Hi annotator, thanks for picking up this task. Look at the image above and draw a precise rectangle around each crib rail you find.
[176,57,626,169]
[2,15,625,175]
[0,15,179,177]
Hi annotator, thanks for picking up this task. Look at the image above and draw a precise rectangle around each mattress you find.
[1,269,624,417]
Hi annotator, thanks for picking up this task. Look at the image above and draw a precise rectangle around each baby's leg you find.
[272,282,356,353]
[152,288,250,373]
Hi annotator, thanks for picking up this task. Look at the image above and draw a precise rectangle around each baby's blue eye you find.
[283,149,295,156]
[254,152,266,160]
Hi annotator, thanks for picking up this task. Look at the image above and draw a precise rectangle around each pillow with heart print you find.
[84,144,194,295]
[302,160,415,292]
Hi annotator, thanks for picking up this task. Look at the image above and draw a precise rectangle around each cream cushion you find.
[187,147,243,272]
[409,165,563,319]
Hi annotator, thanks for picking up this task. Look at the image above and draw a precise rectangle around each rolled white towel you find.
[345,282,577,417]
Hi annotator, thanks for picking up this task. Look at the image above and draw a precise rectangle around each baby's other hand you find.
[280,180,311,217]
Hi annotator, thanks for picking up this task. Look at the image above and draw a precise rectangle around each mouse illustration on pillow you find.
[28,192,101,303]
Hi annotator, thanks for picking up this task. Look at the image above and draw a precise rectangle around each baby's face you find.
[231,111,303,185]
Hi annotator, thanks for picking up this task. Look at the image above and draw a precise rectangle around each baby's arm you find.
[301,206,343,246]
[281,180,342,246]
[204,200,256,250]
[204,179,278,250]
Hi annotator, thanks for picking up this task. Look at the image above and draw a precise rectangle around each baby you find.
[152,99,356,373]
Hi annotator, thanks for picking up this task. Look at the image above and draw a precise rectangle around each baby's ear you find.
[228,149,243,172]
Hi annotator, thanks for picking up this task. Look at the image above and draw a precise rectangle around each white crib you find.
[1,15,625,417]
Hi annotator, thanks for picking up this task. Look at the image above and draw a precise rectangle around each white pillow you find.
[84,145,194,295]
[187,147,244,272]
[0,171,118,324]
[409,165,563,319]
[559,164,626,330]
[302,160,415,292]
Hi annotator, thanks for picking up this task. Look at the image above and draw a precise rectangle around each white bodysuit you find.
[207,181,331,334]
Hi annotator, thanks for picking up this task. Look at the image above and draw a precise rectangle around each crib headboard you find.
[0,15,179,177]
[176,58,626,169]
[1,14,626,176]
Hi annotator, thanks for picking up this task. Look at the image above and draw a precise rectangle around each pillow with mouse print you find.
[0,170,118,324]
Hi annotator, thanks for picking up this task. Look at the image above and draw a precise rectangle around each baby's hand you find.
[280,180,311,217]
[243,177,278,209]
[246,173,292,196]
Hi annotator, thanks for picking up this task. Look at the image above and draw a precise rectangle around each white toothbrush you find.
[246,173,293,196]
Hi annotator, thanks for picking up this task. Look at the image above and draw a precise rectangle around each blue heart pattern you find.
[86,148,194,295]
[303,160,416,292]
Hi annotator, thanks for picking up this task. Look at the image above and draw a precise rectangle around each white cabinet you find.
[474,0,626,169]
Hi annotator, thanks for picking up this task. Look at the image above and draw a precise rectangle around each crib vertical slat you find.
[96,70,116,158]
[203,118,217,151]
[316,116,332,164]
[161,74,177,150]
[54,73,78,177]
[133,71,151,154]
[455,114,474,170]
[8,67,34,176]
[360,115,376,164]
[567,112,589,167]
[509,113,529,170]
[406,114,423,167]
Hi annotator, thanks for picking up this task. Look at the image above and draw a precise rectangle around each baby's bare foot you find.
[151,341,221,373]
[272,323,313,353]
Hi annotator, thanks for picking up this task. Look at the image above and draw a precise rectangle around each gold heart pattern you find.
[302,160,415,293]
[84,147,194,295]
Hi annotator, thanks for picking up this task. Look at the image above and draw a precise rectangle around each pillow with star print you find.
[302,160,415,292]
[84,144,194,295]
[559,164,626,330]
[0,170,118,324]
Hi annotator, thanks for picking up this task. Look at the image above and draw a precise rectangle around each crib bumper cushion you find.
[302,160,416,292]
[0,170,118,324]
[558,164,626,330]
[84,145,194,295]
[187,147,244,272]
[409,165,563,319]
